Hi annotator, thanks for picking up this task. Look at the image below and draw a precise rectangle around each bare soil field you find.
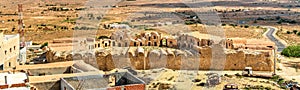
[141,69,282,90]
[189,24,266,39]
[277,56,300,82]
[275,25,300,45]
[0,0,270,44]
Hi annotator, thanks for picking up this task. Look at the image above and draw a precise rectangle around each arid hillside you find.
[0,0,297,44]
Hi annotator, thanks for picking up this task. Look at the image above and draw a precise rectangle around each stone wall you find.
[46,46,274,71]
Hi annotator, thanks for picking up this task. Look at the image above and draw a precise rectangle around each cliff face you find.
[46,47,274,71]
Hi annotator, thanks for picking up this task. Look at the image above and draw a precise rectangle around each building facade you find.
[0,30,20,70]
[177,32,214,50]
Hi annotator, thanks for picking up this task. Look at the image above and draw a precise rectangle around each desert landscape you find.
[0,0,300,90]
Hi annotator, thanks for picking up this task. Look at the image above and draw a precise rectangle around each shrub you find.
[287,31,292,34]
[257,17,265,20]
[277,78,285,85]
[277,20,282,24]
[265,86,271,90]
[277,68,282,71]
[40,42,48,49]
[297,32,300,36]
[196,83,205,86]
[144,28,155,31]
[192,79,201,82]
[293,30,298,34]
[235,73,241,76]
[280,86,287,89]
[224,74,233,78]
[185,21,194,25]
[229,24,235,27]
[32,42,39,45]
[281,45,300,57]
[221,23,226,26]
[275,16,281,20]
[235,73,243,78]
[28,49,34,52]
[271,75,280,81]
[244,25,249,28]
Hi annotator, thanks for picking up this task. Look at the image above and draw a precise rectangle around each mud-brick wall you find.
[197,47,273,71]
[198,47,212,70]
[225,51,247,70]
[166,50,175,69]
[94,47,274,71]
[135,52,147,70]
[47,47,274,71]
[244,53,273,71]
[96,52,107,71]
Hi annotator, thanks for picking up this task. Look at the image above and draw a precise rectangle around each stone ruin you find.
[45,30,275,72]
[45,45,274,71]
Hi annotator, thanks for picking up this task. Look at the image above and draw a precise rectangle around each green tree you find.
[281,45,300,57]
[287,31,292,34]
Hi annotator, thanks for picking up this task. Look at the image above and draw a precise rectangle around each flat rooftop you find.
[0,72,27,85]
[3,34,19,41]
[63,75,109,89]
[16,60,100,76]
[62,72,145,89]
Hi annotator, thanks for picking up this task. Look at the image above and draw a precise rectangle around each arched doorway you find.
[160,39,167,47]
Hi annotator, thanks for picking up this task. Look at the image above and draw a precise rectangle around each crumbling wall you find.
[244,53,273,71]
[46,47,274,71]
[147,50,166,69]
[172,50,183,70]
[166,49,175,69]
[135,48,146,70]
[225,51,246,70]
[105,54,116,71]
[96,51,107,71]
[198,47,212,70]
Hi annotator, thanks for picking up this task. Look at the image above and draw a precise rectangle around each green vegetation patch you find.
[40,42,48,49]
[281,45,300,57]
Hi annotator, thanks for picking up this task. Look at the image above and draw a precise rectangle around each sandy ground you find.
[136,69,281,90]
[275,25,300,45]
[277,56,300,82]
[0,0,275,44]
